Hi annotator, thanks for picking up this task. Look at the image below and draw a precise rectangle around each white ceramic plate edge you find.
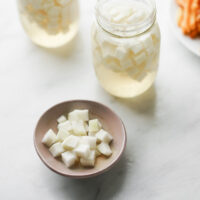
[169,0,200,57]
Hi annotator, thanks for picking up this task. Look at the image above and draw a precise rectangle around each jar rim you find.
[95,0,156,37]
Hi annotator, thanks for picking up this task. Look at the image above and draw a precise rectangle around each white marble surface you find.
[1,0,200,199]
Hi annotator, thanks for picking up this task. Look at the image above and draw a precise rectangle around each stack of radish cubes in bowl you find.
[34,100,126,178]
[42,109,113,168]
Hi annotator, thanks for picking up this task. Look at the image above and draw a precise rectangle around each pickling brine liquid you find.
[94,59,158,98]
[17,0,79,48]
[19,13,78,48]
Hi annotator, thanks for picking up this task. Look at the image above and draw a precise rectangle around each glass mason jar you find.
[91,0,160,98]
[17,0,79,48]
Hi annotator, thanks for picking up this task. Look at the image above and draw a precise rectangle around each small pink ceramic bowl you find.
[34,100,127,178]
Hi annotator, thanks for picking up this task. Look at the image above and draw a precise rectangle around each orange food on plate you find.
[176,0,200,38]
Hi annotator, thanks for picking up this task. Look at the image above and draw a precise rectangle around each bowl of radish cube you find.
[34,100,126,178]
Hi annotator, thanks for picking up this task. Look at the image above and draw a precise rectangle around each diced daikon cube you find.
[102,44,116,59]
[106,60,122,72]
[57,0,70,7]
[141,35,154,50]
[97,143,112,157]
[62,151,77,168]
[127,66,139,77]
[49,142,65,157]
[88,131,97,137]
[68,109,89,122]
[134,52,146,65]
[96,129,113,143]
[58,121,72,133]
[115,46,127,60]
[42,129,57,147]
[71,121,87,136]
[130,42,143,54]
[95,149,101,157]
[57,130,70,142]
[110,8,119,17]
[57,115,67,123]
[120,57,133,70]
[62,135,80,150]
[88,119,102,133]
[80,150,96,167]
[74,144,90,159]
[80,136,97,149]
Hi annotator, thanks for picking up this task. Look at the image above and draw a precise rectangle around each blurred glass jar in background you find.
[91,0,160,98]
[17,0,79,48]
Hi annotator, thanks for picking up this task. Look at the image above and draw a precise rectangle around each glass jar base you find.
[95,64,157,98]
[20,14,78,48]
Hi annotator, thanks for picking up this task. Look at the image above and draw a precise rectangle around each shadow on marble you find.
[116,85,157,116]
[48,153,129,200]
[35,32,80,58]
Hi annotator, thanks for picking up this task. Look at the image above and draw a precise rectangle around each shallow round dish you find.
[34,100,127,178]
[170,0,200,56]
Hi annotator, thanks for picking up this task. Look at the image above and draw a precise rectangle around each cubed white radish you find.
[141,35,153,49]
[62,135,80,150]
[113,13,126,23]
[56,130,70,141]
[120,57,133,70]
[106,60,122,72]
[88,131,97,137]
[80,150,96,167]
[127,66,139,77]
[95,149,101,157]
[80,136,97,149]
[112,6,132,22]
[101,43,116,59]
[109,8,119,17]
[134,52,146,65]
[115,46,127,60]
[58,121,72,133]
[42,129,57,147]
[57,0,70,6]
[96,129,113,143]
[71,121,87,136]
[62,151,77,168]
[49,142,65,157]
[74,144,90,159]
[145,46,154,55]
[88,119,102,133]
[126,14,136,24]
[130,42,143,54]
[68,109,89,122]
[57,115,67,123]
[127,10,145,24]
[97,143,112,157]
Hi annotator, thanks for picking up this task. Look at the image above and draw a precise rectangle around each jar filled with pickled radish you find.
[17,0,79,48]
[91,0,160,98]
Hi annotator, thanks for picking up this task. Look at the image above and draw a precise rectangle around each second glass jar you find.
[17,0,79,48]
[91,0,161,98]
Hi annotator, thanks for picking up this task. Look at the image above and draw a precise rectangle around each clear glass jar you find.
[17,0,79,48]
[91,0,160,98]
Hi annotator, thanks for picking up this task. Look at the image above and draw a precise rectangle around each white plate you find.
[170,0,200,56]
